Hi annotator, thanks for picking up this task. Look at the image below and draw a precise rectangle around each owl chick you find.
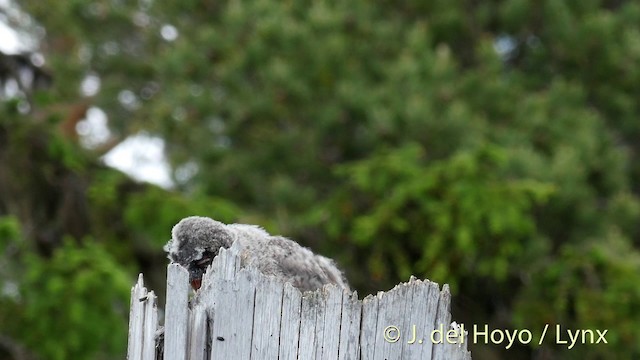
[164,216,350,292]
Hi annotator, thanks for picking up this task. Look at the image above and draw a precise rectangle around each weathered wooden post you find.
[127,274,158,360]
[127,241,471,359]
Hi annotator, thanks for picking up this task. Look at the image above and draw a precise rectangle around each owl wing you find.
[266,236,349,292]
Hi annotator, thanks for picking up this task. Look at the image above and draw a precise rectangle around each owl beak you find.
[191,278,202,290]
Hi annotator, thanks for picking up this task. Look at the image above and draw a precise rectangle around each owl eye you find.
[195,256,212,267]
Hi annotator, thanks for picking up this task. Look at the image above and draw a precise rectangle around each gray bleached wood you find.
[298,290,321,359]
[360,293,379,360]
[319,285,344,359]
[339,291,362,360]
[126,274,158,360]
[164,264,190,360]
[278,283,302,360]
[187,308,207,360]
[141,291,158,360]
[127,274,144,360]
[208,267,256,359]
[127,242,471,359]
[251,275,284,359]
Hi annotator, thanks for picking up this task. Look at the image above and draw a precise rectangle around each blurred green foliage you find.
[1,0,640,359]
[328,143,554,288]
[19,239,130,360]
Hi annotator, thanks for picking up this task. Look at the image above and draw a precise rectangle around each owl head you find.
[164,216,234,289]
